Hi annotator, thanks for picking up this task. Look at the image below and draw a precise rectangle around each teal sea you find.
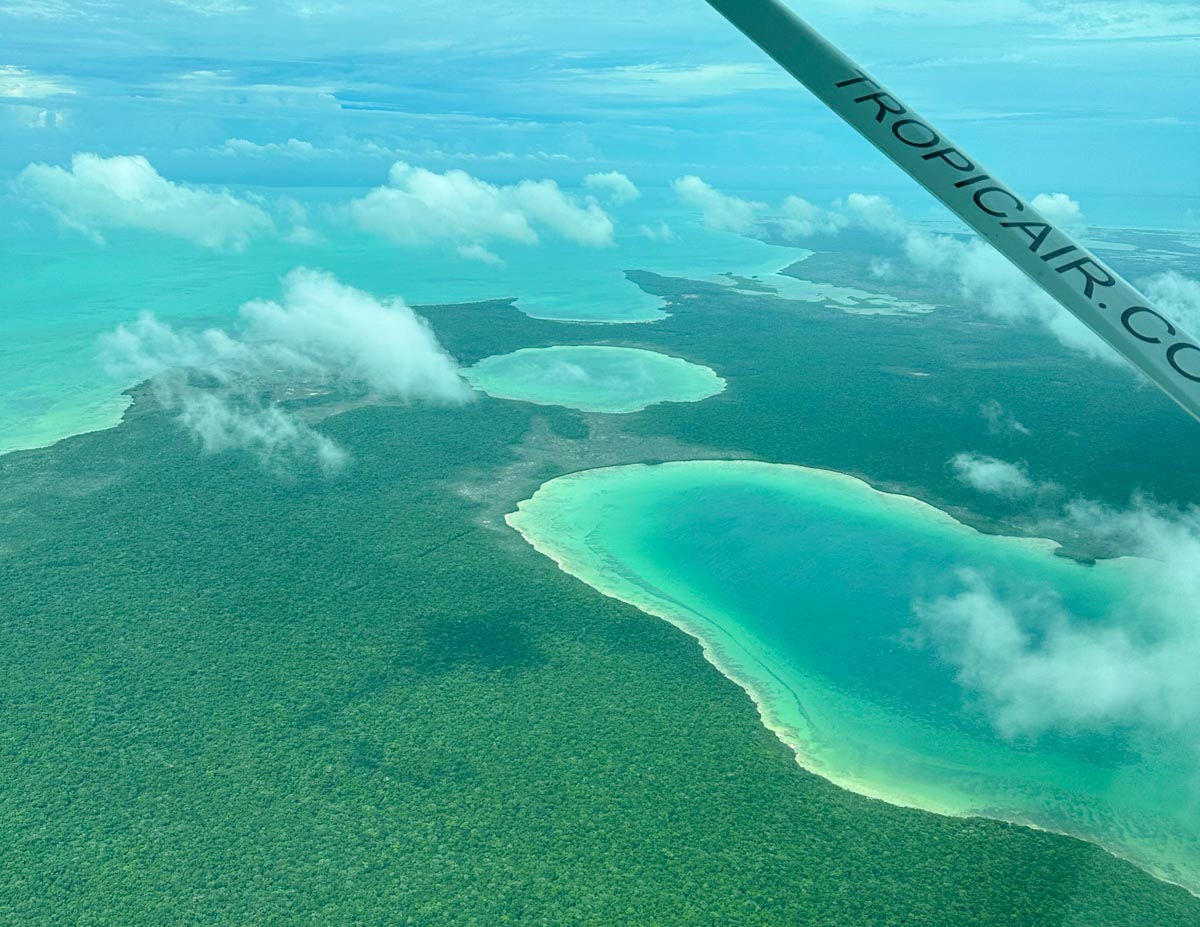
[508,461,1200,893]
[1,190,819,458]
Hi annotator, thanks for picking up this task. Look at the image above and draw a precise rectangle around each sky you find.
[3,0,1199,224]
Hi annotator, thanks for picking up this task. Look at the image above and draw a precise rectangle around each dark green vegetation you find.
[3,236,1200,924]
[426,233,1200,531]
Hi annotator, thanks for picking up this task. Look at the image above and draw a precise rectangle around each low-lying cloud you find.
[672,175,848,239]
[348,162,615,255]
[584,170,640,205]
[217,137,322,159]
[843,190,1113,360]
[672,175,763,234]
[981,400,1031,436]
[102,268,472,473]
[950,452,1037,499]
[916,488,1200,746]
[15,153,276,250]
[1143,270,1200,334]
[0,64,75,98]
[672,176,1127,361]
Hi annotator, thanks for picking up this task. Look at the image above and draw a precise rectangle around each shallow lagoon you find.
[0,193,818,456]
[463,346,725,413]
[508,461,1200,893]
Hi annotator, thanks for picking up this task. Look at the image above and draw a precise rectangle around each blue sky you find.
[3,0,1198,224]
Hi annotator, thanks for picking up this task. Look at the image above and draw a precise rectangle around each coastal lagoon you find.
[6,195,1200,922]
[508,461,1200,893]
[0,193,815,458]
[463,346,725,413]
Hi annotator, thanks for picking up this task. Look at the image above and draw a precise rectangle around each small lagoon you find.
[463,346,724,414]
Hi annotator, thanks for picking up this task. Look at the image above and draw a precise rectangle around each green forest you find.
[2,242,1199,924]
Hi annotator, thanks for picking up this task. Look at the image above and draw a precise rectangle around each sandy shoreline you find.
[464,346,727,415]
[507,460,1199,898]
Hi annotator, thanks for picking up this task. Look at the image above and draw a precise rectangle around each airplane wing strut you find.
[705,0,1200,422]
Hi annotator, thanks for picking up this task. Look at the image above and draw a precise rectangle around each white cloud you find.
[390,146,576,165]
[981,400,1031,436]
[1143,271,1200,334]
[1037,1,1200,41]
[178,395,348,473]
[456,243,504,265]
[348,161,615,252]
[950,452,1037,498]
[813,0,1200,39]
[917,496,1200,742]
[218,137,322,159]
[672,175,762,234]
[639,221,675,241]
[560,62,794,99]
[843,191,1113,360]
[101,269,472,472]
[238,269,472,401]
[6,105,69,130]
[0,65,75,98]
[777,195,851,239]
[1031,192,1086,236]
[275,196,319,245]
[15,153,276,250]
[159,68,343,110]
[584,170,640,205]
[168,0,250,15]
[674,175,848,240]
[810,0,1036,26]
[840,192,907,235]
[0,1,71,17]
[671,182,1104,359]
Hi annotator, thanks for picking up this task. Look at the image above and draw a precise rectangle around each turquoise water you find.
[508,461,1200,893]
[463,345,725,413]
[0,192,824,457]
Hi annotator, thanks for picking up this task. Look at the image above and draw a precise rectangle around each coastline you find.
[0,393,133,460]
[506,460,1199,898]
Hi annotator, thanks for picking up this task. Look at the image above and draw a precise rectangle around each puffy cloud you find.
[5,105,69,130]
[777,195,851,239]
[674,175,848,240]
[916,497,1200,743]
[1143,271,1200,334]
[348,161,614,252]
[15,153,276,250]
[0,64,75,98]
[674,180,1079,349]
[980,400,1031,436]
[639,221,675,241]
[217,137,321,159]
[101,268,472,473]
[177,394,348,474]
[169,0,250,16]
[238,269,472,401]
[674,179,1175,367]
[841,192,908,235]
[456,243,504,265]
[561,62,795,99]
[843,190,1113,360]
[950,452,1036,498]
[1031,192,1086,236]
[672,175,762,234]
[583,170,640,205]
